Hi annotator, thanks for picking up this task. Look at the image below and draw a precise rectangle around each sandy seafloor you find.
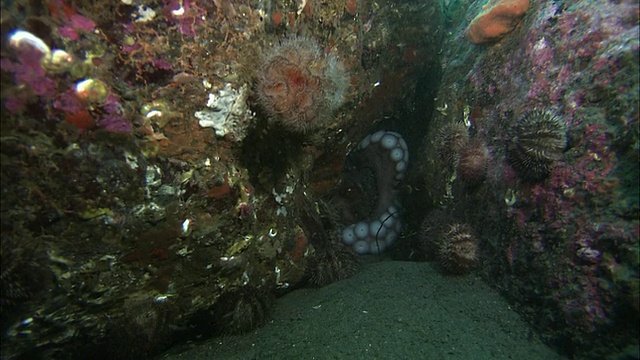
[159,260,565,360]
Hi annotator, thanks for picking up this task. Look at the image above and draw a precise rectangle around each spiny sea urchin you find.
[0,244,50,311]
[213,287,273,334]
[435,122,470,168]
[437,223,479,275]
[105,297,174,359]
[419,209,450,260]
[506,110,567,181]
[457,138,489,185]
[308,243,358,287]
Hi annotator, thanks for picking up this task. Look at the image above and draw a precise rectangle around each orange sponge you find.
[466,0,530,44]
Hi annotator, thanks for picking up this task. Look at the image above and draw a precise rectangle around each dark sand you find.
[159,260,564,360]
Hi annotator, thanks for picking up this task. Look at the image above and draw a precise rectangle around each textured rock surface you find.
[0,0,443,358]
[412,0,639,358]
[1,0,637,358]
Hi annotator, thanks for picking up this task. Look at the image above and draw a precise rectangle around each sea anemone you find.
[506,110,567,181]
[256,37,348,133]
[437,223,479,274]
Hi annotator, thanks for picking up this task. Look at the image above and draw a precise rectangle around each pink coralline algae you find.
[164,0,205,37]
[151,58,173,70]
[504,119,633,337]
[2,42,131,133]
[1,47,57,112]
[97,94,132,133]
[58,14,96,40]
[53,90,85,114]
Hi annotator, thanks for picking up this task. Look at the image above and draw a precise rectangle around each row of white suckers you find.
[342,131,408,254]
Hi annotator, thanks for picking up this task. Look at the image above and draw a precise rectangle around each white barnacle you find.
[171,2,185,16]
[44,49,74,73]
[155,295,171,303]
[436,102,448,115]
[504,189,517,206]
[463,104,471,128]
[297,0,308,15]
[134,5,157,22]
[9,30,51,55]
[145,110,163,118]
[181,219,190,234]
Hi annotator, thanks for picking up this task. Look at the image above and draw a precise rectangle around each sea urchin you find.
[506,109,567,181]
[308,244,358,287]
[435,122,470,169]
[457,138,489,185]
[437,223,479,275]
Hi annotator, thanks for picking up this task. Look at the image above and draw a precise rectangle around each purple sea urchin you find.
[506,110,567,181]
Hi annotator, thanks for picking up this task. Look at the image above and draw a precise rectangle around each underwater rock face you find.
[338,131,409,255]
[417,0,639,357]
[0,0,444,357]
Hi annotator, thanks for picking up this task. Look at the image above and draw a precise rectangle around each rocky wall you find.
[0,0,443,358]
[412,0,639,358]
